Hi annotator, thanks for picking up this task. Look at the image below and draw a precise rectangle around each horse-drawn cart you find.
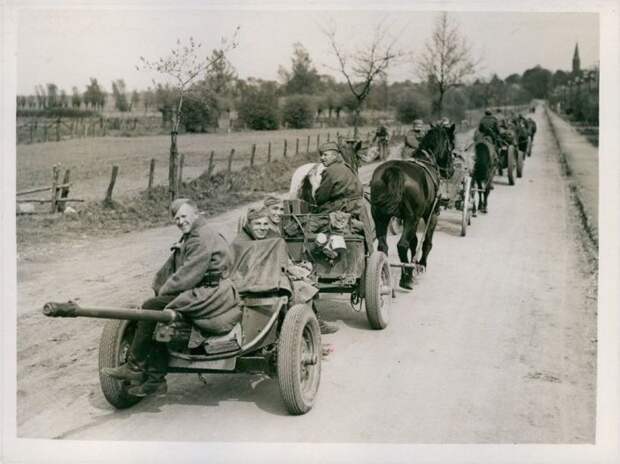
[281,199,392,330]
[438,154,476,237]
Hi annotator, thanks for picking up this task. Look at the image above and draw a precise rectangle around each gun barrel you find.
[43,301,180,323]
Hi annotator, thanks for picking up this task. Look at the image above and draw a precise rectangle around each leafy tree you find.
[71,86,81,109]
[84,78,104,110]
[112,79,129,112]
[154,83,177,124]
[35,85,46,109]
[521,65,552,99]
[237,82,279,130]
[281,95,315,128]
[551,69,570,88]
[279,43,322,95]
[396,91,431,123]
[180,89,218,132]
[416,12,477,116]
[143,87,155,114]
[59,89,68,108]
[505,73,521,85]
[130,90,140,112]
[46,83,58,108]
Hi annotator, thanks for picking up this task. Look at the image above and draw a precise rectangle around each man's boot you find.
[318,318,340,335]
[101,355,146,382]
[127,370,167,397]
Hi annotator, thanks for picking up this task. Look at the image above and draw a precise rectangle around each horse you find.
[369,124,455,290]
[472,133,497,214]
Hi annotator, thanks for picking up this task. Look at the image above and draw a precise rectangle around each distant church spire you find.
[572,43,581,75]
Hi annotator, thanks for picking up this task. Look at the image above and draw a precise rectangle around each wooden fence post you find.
[102,118,107,136]
[177,153,184,189]
[44,123,49,142]
[29,124,34,144]
[283,139,288,158]
[295,138,299,155]
[58,169,71,212]
[56,118,61,142]
[227,149,235,172]
[50,165,60,213]
[316,134,320,150]
[207,151,215,177]
[148,158,156,194]
[267,142,272,162]
[306,135,310,153]
[104,165,119,205]
[327,132,330,142]
[250,144,256,167]
[84,122,88,138]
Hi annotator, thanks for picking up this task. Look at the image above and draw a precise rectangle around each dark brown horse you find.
[472,134,497,214]
[369,124,455,289]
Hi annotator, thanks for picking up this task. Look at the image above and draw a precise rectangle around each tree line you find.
[17,13,598,133]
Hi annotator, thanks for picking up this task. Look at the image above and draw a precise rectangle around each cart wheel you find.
[98,320,143,409]
[461,177,472,236]
[516,149,524,178]
[507,146,516,186]
[365,251,392,330]
[277,304,321,415]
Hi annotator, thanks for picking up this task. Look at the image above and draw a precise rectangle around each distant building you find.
[572,43,581,76]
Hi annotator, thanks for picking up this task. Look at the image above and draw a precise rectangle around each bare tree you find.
[137,32,239,201]
[323,21,405,137]
[416,12,477,117]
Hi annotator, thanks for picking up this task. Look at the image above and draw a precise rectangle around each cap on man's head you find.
[263,195,281,207]
[246,206,269,222]
[318,141,340,154]
[170,198,197,216]
[484,109,493,115]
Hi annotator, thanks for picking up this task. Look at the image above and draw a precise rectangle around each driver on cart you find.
[477,109,502,148]
[102,198,241,397]
[315,142,375,246]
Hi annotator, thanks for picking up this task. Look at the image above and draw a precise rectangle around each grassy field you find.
[16,125,383,203]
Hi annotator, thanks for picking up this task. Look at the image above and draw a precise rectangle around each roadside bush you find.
[396,92,431,124]
[181,96,218,133]
[281,95,315,128]
[238,86,279,130]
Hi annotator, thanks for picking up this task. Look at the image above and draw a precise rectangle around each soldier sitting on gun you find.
[102,198,240,397]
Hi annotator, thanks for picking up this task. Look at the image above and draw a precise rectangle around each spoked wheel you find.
[365,251,392,330]
[516,149,524,178]
[277,304,321,415]
[507,146,516,186]
[98,320,143,409]
[461,176,473,236]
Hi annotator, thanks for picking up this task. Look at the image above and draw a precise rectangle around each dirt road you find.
[16,110,596,442]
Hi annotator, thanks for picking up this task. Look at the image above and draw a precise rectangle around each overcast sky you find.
[16,7,599,94]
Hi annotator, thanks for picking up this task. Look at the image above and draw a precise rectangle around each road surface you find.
[16,108,596,443]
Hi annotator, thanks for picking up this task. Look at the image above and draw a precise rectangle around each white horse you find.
[288,162,325,202]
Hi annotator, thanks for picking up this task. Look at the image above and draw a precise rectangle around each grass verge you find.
[17,151,318,256]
